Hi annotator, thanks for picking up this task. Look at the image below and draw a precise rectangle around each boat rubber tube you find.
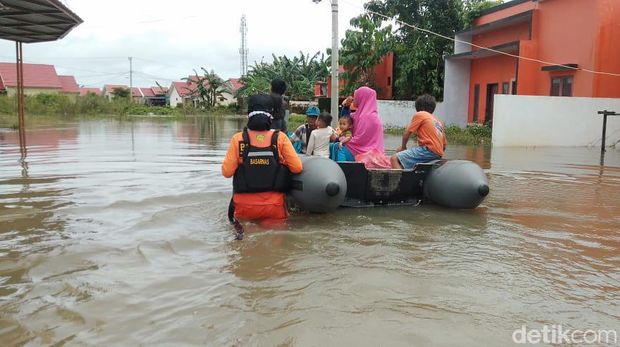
[290,156,347,213]
[423,160,489,209]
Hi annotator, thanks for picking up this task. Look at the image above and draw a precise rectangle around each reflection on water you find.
[0,116,618,346]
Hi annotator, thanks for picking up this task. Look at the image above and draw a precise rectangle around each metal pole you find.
[601,113,607,154]
[16,41,26,159]
[129,56,133,103]
[330,0,339,126]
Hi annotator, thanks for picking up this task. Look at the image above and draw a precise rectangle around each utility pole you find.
[240,15,248,77]
[313,0,339,126]
[129,56,133,102]
[330,0,339,123]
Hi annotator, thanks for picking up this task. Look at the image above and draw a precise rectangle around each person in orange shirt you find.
[222,94,303,233]
[390,94,447,169]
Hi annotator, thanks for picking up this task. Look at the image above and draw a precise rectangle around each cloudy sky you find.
[0,0,371,88]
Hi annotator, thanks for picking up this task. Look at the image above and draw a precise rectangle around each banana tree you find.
[183,68,224,109]
[236,51,329,101]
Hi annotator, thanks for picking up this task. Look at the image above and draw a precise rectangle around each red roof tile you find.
[59,75,79,93]
[171,81,197,97]
[140,87,156,97]
[131,87,143,97]
[79,87,102,96]
[151,86,168,95]
[0,62,62,89]
[225,78,244,92]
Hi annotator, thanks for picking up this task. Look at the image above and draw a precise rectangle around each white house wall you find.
[377,100,446,128]
[454,33,472,54]
[492,95,620,147]
[169,87,182,108]
[442,58,471,127]
[218,91,236,106]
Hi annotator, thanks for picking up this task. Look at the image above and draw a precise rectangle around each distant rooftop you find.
[0,62,62,88]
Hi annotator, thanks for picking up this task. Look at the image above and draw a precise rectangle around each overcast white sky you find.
[0,0,371,88]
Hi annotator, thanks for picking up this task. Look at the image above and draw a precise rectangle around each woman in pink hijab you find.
[347,86,385,156]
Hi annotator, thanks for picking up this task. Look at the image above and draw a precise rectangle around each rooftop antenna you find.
[240,14,248,77]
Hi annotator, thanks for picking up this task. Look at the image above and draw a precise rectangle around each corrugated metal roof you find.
[0,0,82,43]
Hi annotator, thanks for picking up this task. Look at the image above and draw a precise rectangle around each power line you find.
[133,70,177,82]
[340,0,620,77]
[81,72,129,87]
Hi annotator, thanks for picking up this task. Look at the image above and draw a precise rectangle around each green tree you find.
[339,14,394,95]
[462,0,503,26]
[184,68,224,109]
[112,87,130,100]
[366,0,465,100]
[237,52,329,100]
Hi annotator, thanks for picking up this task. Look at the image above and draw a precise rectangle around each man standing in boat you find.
[270,79,289,132]
[390,94,447,169]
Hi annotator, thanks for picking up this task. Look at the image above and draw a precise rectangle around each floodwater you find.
[0,116,619,346]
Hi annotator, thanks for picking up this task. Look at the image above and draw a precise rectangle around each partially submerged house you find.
[443,0,620,125]
[168,76,203,108]
[79,87,102,96]
[103,84,129,100]
[0,62,80,97]
[131,87,167,106]
[58,75,79,98]
[220,78,243,106]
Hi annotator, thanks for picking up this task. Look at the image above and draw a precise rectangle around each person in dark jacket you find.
[270,79,289,132]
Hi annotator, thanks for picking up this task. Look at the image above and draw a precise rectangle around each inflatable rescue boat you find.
[290,156,489,212]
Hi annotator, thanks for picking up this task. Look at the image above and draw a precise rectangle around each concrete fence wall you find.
[377,100,448,128]
[492,95,620,147]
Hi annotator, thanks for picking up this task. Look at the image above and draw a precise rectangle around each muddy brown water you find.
[0,116,619,346]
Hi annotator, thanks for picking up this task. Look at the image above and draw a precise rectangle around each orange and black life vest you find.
[233,128,291,193]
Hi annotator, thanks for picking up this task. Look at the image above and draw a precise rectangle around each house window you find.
[502,82,509,94]
[511,81,517,95]
[387,76,392,86]
[550,76,573,96]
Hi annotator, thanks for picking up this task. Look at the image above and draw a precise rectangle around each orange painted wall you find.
[474,1,535,26]
[329,52,394,99]
[468,54,518,123]
[472,22,530,49]
[372,52,394,99]
[464,0,620,123]
[530,0,597,97]
[516,40,539,96]
[592,0,620,97]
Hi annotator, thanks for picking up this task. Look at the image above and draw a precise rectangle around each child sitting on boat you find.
[306,112,336,158]
[336,115,353,148]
